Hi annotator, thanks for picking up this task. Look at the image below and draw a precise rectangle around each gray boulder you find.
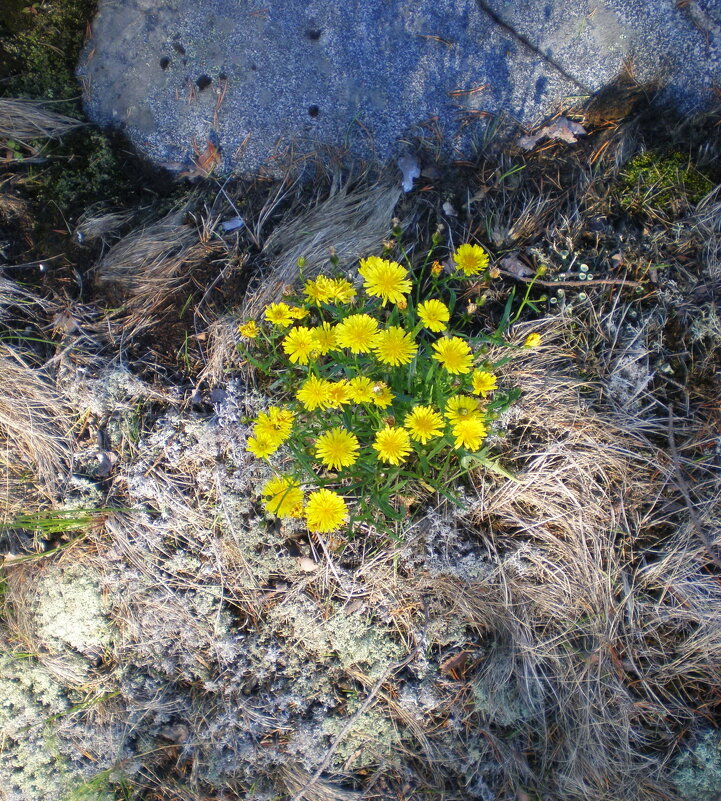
[78,0,721,176]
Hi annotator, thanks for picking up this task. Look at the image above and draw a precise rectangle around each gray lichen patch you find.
[323,704,400,769]
[269,597,403,678]
[672,730,721,801]
[0,651,115,801]
[33,563,113,657]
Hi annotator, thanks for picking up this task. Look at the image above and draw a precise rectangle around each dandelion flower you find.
[444,395,482,423]
[417,299,450,332]
[324,277,356,303]
[247,431,281,459]
[282,327,317,365]
[254,406,294,442]
[315,427,359,470]
[312,322,338,355]
[262,475,304,518]
[335,314,379,353]
[371,382,394,408]
[471,370,497,398]
[303,278,332,304]
[373,426,412,465]
[372,326,418,366]
[524,333,542,349]
[264,302,295,327]
[452,416,487,451]
[404,406,444,445]
[358,256,412,306]
[453,243,489,277]
[297,375,331,411]
[348,376,375,403]
[288,306,309,320]
[305,489,347,533]
[430,260,444,277]
[238,320,259,338]
[432,336,474,374]
[326,380,352,408]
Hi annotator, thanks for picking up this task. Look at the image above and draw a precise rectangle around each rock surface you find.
[79,0,721,176]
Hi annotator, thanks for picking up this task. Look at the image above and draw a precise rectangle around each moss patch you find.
[0,0,96,104]
[618,150,713,219]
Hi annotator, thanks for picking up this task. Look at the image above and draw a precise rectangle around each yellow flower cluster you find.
[444,395,488,451]
[246,406,295,458]
[238,244,530,536]
[260,476,347,532]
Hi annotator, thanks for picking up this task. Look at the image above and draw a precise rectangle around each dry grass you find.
[0,98,81,144]
[323,318,720,801]
[73,205,137,247]
[242,183,400,317]
[0,344,71,526]
[94,209,221,336]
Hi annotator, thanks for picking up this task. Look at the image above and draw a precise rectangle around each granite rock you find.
[78,0,721,176]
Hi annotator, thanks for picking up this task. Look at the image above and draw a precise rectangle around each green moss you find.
[30,128,128,215]
[618,151,714,219]
[0,0,96,106]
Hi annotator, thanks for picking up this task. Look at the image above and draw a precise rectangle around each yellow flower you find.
[315,427,360,470]
[432,336,474,374]
[452,416,487,451]
[404,406,444,445]
[471,370,497,397]
[335,314,379,353]
[372,326,418,366]
[264,302,295,327]
[282,327,317,365]
[371,382,394,408]
[358,256,412,306]
[348,376,375,403]
[288,306,309,320]
[312,322,338,355]
[373,426,412,465]
[326,380,352,408]
[238,320,259,338]
[444,395,482,423]
[305,489,347,533]
[524,333,542,349]
[303,278,332,304]
[453,243,489,276]
[246,431,281,459]
[417,299,450,332]
[324,277,356,303]
[254,406,294,442]
[262,475,304,518]
[430,260,444,277]
[297,376,331,411]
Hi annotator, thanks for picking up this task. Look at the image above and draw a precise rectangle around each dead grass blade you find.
[0,98,82,144]
[94,210,219,336]
[243,183,400,317]
[0,344,71,524]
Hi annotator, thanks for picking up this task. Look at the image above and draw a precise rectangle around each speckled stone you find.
[78,0,721,176]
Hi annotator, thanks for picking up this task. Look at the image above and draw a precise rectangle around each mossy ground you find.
[2,7,721,801]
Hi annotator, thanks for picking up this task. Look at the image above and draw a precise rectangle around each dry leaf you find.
[517,117,586,150]
[500,253,534,278]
